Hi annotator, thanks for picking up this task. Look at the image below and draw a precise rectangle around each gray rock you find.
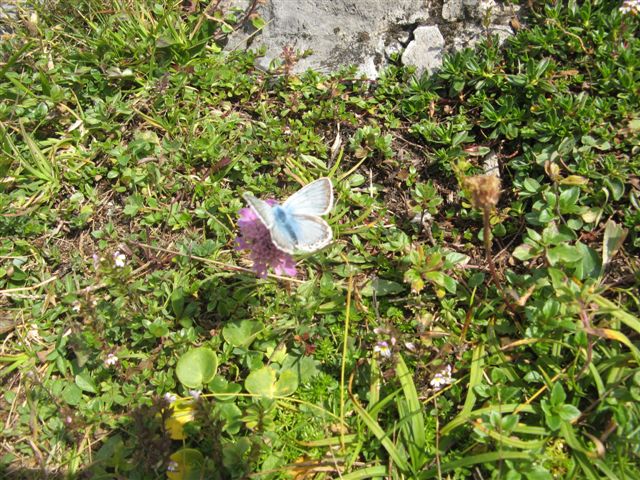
[227,0,429,76]
[401,26,445,76]
[442,0,463,21]
[223,0,521,78]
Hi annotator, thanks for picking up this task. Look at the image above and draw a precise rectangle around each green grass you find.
[1,0,640,478]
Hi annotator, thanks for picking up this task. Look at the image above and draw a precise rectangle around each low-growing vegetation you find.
[1,0,639,478]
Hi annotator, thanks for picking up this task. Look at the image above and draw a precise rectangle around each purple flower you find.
[373,341,392,358]
[236,201,297,278]
[430,365,453,391]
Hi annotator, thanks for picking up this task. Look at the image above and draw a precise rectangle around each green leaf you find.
[602,220,628,268]
[341,466,388,480]
[245,367,277,397]
[222,320,263,349]
[513,243,538,261]
[251,15,267,30]
[171,288,185,318]
[550,382,566,406]
[245,366,298,398]
[217,402,243,434]
[75,371,97,393]
[176,348,218,389]
[501,414,520,432]
[274,368,298,397]
[572,242,601,280]
[558,404,581,421]
[167,448,204,480]
[604,177,625,201]
[208,376,241,401]
[525,466,553,480]
[361,278,405,297]
[546,244,583,265]
[404,268,424,293]
[62,384,82,405]
[545,413,561,431]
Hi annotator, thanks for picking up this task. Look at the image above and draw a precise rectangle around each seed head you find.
[463,175,502,211]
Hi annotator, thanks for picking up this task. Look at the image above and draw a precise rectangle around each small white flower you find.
[104,353,119,367]
[72,301,81,313]
[189,389,201,400]
[373,341,392,358]
[620,0,640,15]
[430,365,454,391]
[113,251,126,268]
[167,461,179,472]
[164,392,178,403]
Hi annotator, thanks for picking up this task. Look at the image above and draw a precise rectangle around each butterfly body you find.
[243,178,334,254]
[272,205,301,243]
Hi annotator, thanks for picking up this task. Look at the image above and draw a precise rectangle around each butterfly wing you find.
[243,192,275,228]
[244,180,333,254]
[283,177,333,216]
[287,214,332,252]
[268,222,297,254]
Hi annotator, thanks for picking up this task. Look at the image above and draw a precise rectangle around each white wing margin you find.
[283,177,333,216]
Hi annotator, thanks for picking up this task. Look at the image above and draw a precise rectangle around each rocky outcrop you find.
[225,0,520,78]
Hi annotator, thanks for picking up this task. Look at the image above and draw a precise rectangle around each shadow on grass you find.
[1,394,260,479]
[1,396,173,479]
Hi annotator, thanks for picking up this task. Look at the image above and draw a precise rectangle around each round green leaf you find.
[245,366,298,398]
[245,366,277,398]
[167,448,204,480]
[176,347,218,389]
[274,368,298,397]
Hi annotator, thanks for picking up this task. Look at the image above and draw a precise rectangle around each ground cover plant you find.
[1,0,639,478]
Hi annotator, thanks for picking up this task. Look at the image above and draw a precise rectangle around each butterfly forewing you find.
[243,192,275,228]
[283,177,333,216]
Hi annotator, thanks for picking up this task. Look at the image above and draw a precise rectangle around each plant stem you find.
[483,206,499,287]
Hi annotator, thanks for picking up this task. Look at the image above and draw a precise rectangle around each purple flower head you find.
[236,200,297,278]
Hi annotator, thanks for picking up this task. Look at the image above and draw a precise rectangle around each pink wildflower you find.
[236,200,297,278]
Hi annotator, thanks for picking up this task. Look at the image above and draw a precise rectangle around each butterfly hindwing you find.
[287,214,332,252]
[283,177,333,216]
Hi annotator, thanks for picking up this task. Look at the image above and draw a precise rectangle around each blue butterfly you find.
[243,178,334,254]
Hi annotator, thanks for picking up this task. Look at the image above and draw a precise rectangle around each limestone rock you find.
[401,26,445,76]
[224,0,520,78]
[442,0,463,21]
[226,0,429,76]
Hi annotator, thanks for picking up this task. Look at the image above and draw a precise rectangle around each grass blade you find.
[395,354,426,467]
[350,393,410,473]
[420,451,533,479]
